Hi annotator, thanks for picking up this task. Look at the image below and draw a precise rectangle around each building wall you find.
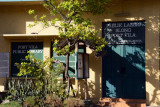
[0,0,160,106]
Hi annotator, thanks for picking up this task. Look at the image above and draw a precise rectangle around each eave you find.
[0,0,43,5]
[3,34,57,40]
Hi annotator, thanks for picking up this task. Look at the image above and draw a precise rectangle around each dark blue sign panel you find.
[11,42,43,77]
[102,21,145,44]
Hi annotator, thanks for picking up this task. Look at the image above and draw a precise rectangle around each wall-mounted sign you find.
[0,52,9,77]
[102,21,145,44]
[11,42,43,77]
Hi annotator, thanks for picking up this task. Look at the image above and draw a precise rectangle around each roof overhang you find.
[0,0,43,5]
[3,34,57,40]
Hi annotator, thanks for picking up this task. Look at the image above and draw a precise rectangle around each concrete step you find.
[98,98,146,107]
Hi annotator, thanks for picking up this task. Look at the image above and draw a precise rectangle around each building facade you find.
[0,0,160,106]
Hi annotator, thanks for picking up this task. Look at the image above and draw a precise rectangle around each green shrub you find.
[6,54,86,107]
[7,77,37,106]
[0,101,21,107]
[45,94,63,107]
[14,54,66,106]
[23,96,38,107]
[63,98,84,107]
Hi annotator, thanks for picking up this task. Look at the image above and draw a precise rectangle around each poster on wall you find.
[11,42,43,77]
[102,21,145,44]
[0,52,9,77]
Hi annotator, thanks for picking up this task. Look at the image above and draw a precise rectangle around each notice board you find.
[11,42,43,77]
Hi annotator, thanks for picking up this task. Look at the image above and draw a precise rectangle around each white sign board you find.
[0,52,9,77]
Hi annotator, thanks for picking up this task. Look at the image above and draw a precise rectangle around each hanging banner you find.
[102,21,145,44]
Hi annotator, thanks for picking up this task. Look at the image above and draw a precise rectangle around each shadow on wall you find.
[75,51,102,103]
[78,78,101,103]
[0,5,48,35]
[84,12,160,105]
[1,1,160,106]
[100,16,159,106]
[145,16,160,106]
[0,5,27,35]
[137,15,160,106]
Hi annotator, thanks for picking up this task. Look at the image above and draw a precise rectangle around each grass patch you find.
[0,101,21,107]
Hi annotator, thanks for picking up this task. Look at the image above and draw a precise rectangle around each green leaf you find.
[28,9,35,15]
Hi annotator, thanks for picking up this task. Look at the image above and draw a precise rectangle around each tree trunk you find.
[65,53,70,97]
[65,53,76,98]
[65,53,69,78]
[63,72,65,83]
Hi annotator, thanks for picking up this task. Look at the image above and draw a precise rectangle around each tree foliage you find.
[28,0,110,97]
[29,0,109,56]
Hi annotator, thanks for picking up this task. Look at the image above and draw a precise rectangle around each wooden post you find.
[84,43,87,100]
[85,79,88,100]
[75,43,79,96]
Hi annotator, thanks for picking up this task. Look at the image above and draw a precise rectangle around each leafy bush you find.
[7,77,37,106]
[63,98,84,107]
[12,54,65,106]
[0,101,21,107]
[6,54,86,107]
[45,94,63,107]
[23,96,38,107]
